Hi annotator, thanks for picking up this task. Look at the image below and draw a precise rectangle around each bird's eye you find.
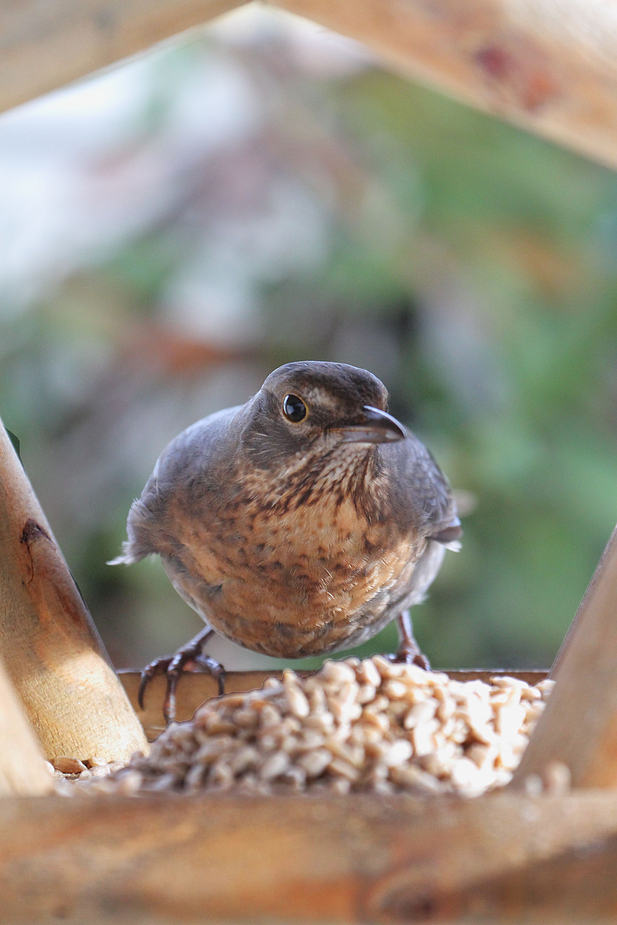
[282,394,308,423]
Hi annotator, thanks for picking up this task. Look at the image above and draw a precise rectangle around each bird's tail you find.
[107,498,157,566]
[107,542,143,567]
[428,517,463,552]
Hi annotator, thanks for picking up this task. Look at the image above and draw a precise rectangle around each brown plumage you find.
[112,361,462,720]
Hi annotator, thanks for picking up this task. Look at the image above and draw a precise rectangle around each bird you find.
[111,361,462,722]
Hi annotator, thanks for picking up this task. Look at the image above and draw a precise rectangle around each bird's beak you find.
[336,405,408,445]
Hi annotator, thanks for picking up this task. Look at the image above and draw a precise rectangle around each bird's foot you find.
[391,610,431,670]
[138,629,225,725]
[388,643,431,671]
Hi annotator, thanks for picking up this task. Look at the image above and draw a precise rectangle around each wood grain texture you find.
[0,422,148,762]
[0,0,243,114]
[513,525,617,788]
[1,791,617,923]
[0,654,52,796]
[119,668,548,740]
[272,0,617,171]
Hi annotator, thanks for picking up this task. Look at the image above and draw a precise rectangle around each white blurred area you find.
[0,5,373,315]
[0,5,387,669]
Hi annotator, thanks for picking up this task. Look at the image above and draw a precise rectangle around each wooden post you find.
[0,654,52,796]
[512,525,617,788]
[0,421,148,762]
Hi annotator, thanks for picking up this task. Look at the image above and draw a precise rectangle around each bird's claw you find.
[138,643,226,725]
[388,645,431,670]
[191,653,226,697]
[138,655,174,710]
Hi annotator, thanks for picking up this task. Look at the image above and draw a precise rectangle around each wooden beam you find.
[272,0,617,172]
[0,421,148,762]
[119,668,548,740]
[1,791,617,923]
[0,0,244,114]
[512,526,617,789]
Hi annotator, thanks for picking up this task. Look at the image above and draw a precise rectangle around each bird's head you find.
[241,361,407,470]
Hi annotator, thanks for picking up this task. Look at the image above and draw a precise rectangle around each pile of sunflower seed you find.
[54,656,554,799]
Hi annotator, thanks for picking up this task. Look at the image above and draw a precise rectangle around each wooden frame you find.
[3,0,617,921]
[3,0,617,171]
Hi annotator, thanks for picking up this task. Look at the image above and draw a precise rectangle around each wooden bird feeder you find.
[3,1,617,922]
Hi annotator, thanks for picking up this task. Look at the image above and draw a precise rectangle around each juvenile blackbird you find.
[112,361,462,721]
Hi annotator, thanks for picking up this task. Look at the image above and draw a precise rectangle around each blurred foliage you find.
[2,10,617,670]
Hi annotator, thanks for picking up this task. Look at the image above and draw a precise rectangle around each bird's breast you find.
[174,480,424,657]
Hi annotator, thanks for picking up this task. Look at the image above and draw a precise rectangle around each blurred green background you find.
[1,6,617,672]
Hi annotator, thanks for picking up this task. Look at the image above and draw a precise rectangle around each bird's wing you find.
[388,434,462,549]
[109,405,241,565]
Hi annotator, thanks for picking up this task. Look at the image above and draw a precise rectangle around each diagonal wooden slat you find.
[274,0,617,171]
[0,421,148,762]
[512,525,617,788]
[0,0,244,114]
